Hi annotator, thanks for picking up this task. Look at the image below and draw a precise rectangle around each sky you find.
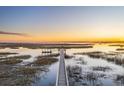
[0,6,124,43]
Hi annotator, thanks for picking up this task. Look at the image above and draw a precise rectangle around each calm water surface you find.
[65,44,124,86]
[0,44,124,86]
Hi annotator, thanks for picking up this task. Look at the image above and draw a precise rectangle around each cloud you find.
[0,31,28,37]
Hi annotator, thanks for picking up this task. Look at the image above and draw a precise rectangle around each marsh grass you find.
[75,51,124,65]
[0,59,22,65]
[0,53,56,85]
[9,55,31,59]
[116,75,124,81]
[0,43,93,49]
[92,66,112,72]
[0,65,43,85]
[116,48,124,51]
[86,51,104,59]
[65,55,73,59]
[15,77,33,86]
[0,55,31,60]
[14,66,49,85]
[67,65,106,86]
[67,65,82,76]
[114,75,124,85]
[0,55,31,65]
[0,52,18,56]
[76,57,87,65]
[42,53,59,57]
[109,44,124,47]
[17,67,37,75]
[78,60,87,65]
[34,56,58,66]
[0,72,11,78]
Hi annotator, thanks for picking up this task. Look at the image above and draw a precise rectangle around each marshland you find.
[0,43,124,86]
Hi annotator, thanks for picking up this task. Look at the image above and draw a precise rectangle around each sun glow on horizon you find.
[1,6,124,43]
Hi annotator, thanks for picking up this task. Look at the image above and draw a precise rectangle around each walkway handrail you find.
[56,48,69,86]
[56,54,60,86]
[64,58,69,86]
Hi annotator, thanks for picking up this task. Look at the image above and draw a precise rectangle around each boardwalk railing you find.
[56,49,69,86]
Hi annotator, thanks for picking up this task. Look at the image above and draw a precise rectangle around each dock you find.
[56,49,69,86]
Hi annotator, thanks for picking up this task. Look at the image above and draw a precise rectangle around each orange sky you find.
[0,33,124,43]
[1,7,124,43]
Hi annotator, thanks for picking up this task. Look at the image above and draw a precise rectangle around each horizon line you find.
[1,40,124,44]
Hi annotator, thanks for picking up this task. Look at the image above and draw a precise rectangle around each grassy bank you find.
[0,43,94,49]
[74,51,124,65]
[0,52,18,56]
[0,55,31,65]
[33,56,58,66]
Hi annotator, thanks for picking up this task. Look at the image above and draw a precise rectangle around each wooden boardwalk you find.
[56,49,69,86]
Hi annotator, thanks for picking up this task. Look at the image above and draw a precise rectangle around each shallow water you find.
[0,44,124,86]
[0,47,59,86]
[65,44,124,86]
[32,60,59,86]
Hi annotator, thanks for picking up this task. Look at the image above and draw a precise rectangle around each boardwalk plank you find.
[56,49,68,86]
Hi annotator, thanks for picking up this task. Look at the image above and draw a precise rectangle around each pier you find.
[56,49,69,86]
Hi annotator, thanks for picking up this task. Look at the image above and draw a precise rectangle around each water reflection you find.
[32,61,58,86]
[0,47,59,86]
[65,44,124,86]
[0,44,124,86]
